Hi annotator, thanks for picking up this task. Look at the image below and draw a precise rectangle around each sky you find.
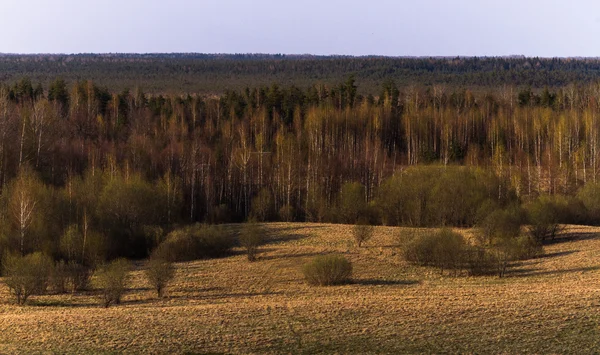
[1,0,599,57]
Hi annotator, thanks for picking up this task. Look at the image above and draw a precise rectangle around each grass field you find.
[0,223,599,354]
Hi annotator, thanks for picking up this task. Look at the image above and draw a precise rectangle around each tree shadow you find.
[509,265,600,278]
[260,251,322,261]
[537,250,579,259]
[27,299,100,308]
[352,279,420,286]
[542,232,599,245]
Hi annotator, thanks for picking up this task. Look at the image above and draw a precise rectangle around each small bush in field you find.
[154,224,234,262]
[352,220,375,247]
[303,255,352,286]
[145,257,174,298]
[3,252,53,305]
[239,223,265,262]
[94,258,130,308]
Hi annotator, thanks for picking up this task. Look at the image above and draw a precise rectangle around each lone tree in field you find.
[145,256,174,298]
[352,219,375,247]
[94,258,130,307]
[3,252,53,305]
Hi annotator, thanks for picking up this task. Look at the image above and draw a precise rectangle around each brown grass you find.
[0,223,599,354]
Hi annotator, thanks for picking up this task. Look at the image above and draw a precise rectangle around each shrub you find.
[525,196,564,242]
[3,252,53,305]
[476,207,541,277]
[144,256,174,298]
[154,224,235,262]
[403,229,468,275]
[463,247,496,276]
[68,261,92,292]
[302,254,352,286]
[50,260,70,294]
[476,207,524,246]
[94,258,130,307]
[50,260,92,294]
[239,223,265,262]
[352,220,375,247]
[577,182,600,223]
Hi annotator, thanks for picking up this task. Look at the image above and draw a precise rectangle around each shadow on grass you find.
[542,232,599,245]
[260,251,322,261]
[509,265,600,278]
[352,279,420,286]
[537,250,579,259]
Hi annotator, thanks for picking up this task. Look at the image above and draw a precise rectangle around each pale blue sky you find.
[1,0,599,56]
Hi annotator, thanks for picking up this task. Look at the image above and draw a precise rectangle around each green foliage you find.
[239,223,265,262]
[96,174,169,258]
[303,254,353,286]
[94,258,130,308]
[377,167,516,227]
[145,256,175,298]
[352,219,375,247]
[3,252,53,305]
[153,224,234,262]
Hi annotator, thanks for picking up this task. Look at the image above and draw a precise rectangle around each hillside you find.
[0,223,599,354]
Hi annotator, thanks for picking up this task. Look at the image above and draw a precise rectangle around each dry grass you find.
[0,223,599,354]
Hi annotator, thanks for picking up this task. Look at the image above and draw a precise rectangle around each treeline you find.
[2,77,600,260]
[3,55,600,94]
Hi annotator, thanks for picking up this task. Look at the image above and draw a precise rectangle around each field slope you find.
[0,223,599,354]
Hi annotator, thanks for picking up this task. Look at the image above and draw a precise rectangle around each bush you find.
[352,220,375,247]
[3,252,53,305]
[403,229,468,275]
[50,261,92,294]
[577,182,600,223]
[153,224,235,262]
[525,196,564,242]
[302,254,352,286]
[94,258,130,307]
[239,223,265,262]
[50,260,70,294]
[67,261,92,292]
[476,207,524,246]
[144,256,174,298]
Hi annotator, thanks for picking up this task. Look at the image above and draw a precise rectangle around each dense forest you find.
[2,54,600,94]
[2,64,600,261]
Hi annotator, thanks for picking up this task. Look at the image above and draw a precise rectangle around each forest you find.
[3,54,600,94]
[1,70,600,263]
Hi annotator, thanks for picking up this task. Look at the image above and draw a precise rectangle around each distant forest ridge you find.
[1,54,600,94]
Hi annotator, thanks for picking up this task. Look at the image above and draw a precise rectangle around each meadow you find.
[0,223,598,354]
